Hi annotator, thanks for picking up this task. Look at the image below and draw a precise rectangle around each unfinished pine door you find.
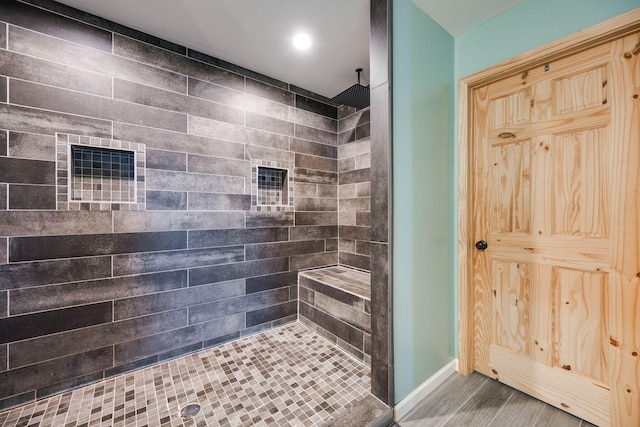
[471,32,640,426]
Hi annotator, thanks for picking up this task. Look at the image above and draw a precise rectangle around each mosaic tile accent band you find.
[56,133,146,211]
[0,323,374,427]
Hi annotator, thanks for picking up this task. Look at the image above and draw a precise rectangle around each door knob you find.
[475,240,488,250]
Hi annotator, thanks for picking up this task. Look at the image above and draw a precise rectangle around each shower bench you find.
[298,265,371,364]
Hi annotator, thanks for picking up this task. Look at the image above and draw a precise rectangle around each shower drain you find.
[180,403,201,419]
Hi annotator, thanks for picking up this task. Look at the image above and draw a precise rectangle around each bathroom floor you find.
[0,322,385,427]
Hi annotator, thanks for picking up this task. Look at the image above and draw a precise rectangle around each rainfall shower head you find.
[330,68,370,109]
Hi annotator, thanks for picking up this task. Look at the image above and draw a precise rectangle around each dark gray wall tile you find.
[187,155,250,178]
[295,95,337,119]
[340,198,371,212]
[0,302,112,344]
[188,77,245,109]
[37,372,104,400]
[10,270,187,315]
[189,258,289,286]
[294,197,337,212]
[339,138,371,157]
[9,310,187,368]
[246,271,298,294]
[295,183,317,198]
[339,252,371,271]
[0,22,6,49]
[0,344,6,372]
[10,79,187,133]
[246,112,294,136]
[246,240,325,260]
[370,83,390,243]
[339,168,370,185]
[0,347,112,399]
[146,149,186,171]
[295,124,336,145]
[3,0,112,52]
[314,293,370,333]
[114,314,244,365]
[146,190,187,210]
[356,240,371,255]
[203,332,240,349]
[356,212,371,226]
[338,129,356,145]
[114,79,243,125]
[290,252,338,271]
[188,288,290,324]
[158,342,203,362]
[0,256,111,290]
[245,94,290,121]
[290,226,337,241]
[245,78,294,106]
[0,211,112,237]
[339,109,371,132]
[0,131,6,157]
[294,168,337,185]
[246,144,294,163]
[326,238,339,251]
[187,193,251,211]
[188,115,249,144]
[10,26,186,94]
[113,246,243,276]
[8,132,55,161]
[0,76,6,103]
[246,128,290,150]
[246,212,294,228]
[299,302,362,349]
[8,184,56,209]
[113,211,244,232]
[290,138,337,159]
[356,122,371,140]
[0,292,6,319]
[339,226,371,241]
[114,35,243,91]
[294,212,337,226]
[0,157,54,185]
[292,109,337,133]
[146,169,244,193]
[114,123,244,160]
[299,276,365,311]
[189,227,288,249]
[299,286,315,306]
[0,186,6,211]
[9,231,186,262]
[295,153,337,172]
[370,241,390,402]
[114,280,243,320]
[318,184,338,198]
[0,50,112,97]
[0,391,34,413]
[0,104,112,138]
[104,356,157,379]
[246,301,297,327]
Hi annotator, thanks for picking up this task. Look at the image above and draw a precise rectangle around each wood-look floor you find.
[396,372,598,427]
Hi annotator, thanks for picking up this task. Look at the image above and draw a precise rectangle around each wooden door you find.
[471,31,640,426]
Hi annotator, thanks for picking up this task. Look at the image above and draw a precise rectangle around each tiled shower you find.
[0,0,390,417]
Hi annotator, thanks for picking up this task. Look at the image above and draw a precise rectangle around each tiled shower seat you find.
[298,266,371,365]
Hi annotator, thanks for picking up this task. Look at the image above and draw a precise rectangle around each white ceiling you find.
[54,0,523,98]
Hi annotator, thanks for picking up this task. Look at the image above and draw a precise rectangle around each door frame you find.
[457,8,640,375]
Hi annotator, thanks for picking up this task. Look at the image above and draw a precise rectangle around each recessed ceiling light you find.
[292,32,312,50]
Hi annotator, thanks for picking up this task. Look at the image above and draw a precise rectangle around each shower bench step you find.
[298,265,371,363]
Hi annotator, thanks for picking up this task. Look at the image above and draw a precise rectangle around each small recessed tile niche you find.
[251,159,294,212]
[56,133,146,211]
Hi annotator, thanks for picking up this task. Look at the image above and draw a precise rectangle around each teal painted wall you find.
[392,0,455,402]
[451,0,639,356]
[392,0,639,405]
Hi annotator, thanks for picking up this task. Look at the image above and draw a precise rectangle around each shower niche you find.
[251,160,294,212]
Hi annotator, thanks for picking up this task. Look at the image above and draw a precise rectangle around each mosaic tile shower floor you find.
[0,323,375,427]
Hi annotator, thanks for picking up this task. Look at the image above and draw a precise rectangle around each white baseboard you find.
[394,359,458,421]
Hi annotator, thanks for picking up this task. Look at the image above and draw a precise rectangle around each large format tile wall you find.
[0,0,347,410]
[337,107,371,271]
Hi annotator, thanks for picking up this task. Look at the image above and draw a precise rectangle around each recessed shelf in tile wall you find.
[56,133,146,211]
[251,160,294,212]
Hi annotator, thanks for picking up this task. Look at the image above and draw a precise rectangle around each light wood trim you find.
[457,7,640,374]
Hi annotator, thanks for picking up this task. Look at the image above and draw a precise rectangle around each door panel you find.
[472,31,640,426]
